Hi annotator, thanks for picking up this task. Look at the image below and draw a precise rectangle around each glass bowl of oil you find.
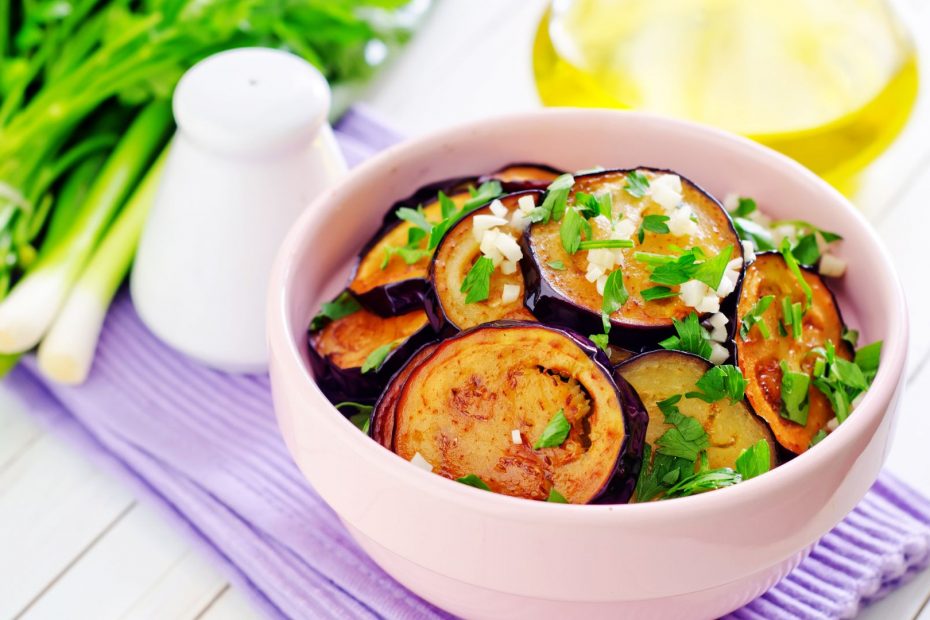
[533,0,918,190]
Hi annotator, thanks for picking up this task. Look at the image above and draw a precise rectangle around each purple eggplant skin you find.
[353,278,429,319]
[424,190,544,336]
[478,162,564,193]
[590,370,648,505]
[383,319,646,504]
[480,321,646,504]
[306,321,437,407]
[520,166,745,350]
[369,342,440,445]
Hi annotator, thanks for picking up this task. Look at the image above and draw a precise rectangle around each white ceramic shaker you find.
[131,48,347,373]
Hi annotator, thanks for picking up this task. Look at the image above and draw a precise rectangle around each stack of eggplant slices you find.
[308,164,882,504]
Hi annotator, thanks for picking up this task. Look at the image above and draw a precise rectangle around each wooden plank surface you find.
[2,0,929,618]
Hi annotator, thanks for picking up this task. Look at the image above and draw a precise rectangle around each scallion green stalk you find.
[0,100,171,354]
[37,147,168,385]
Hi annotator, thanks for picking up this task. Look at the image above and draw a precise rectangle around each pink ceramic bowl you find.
[267,109,908,619]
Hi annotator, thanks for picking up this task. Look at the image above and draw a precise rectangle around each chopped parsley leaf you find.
[460,256,495,304]
[623,170,650,198]
[686,365,747,403]
[427,182,503,250]
[532,174,574,223]
[772,219,843,243]
[310,292,362,331]
[659,312,713,360]
[662,467,742,499]
[634,444,693,502]
[462,180,503,211]
[842,327,860,349]
[380,245,431,269]
[692,244,734,290]
[560,206,586,254]
[809,429,828,447]
[457,474,491,491]
[735,439,771,480]
[637,214,670,243]
[645,250,699,286]
[792,233,820,266]
[534,408,571,449]
[574,191,611,219]
[731,197,757,218]
[779,361,811,425]
[589,332,610,352]
[361,340,400,374]
[781,297,804,340]
[349,413,371,433]
[636,246,732,290]
[733,217,776,251]
[578,239,634,250]
[548,260,566,270]
[335,402,374,434]
[547,488,568,503]
[739,294,774,340]
[655,395,709,461]
[779,239,813,309]
[395,206,433,232]
[601,269,629,318]
[855,341,883,383]
[641,285,677,301]
[438,190,458,218]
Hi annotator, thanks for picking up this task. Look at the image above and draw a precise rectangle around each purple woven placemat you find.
[7,107,930,619]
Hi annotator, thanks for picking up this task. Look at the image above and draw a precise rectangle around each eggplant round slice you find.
[308,304,434,405]
[735,252,852,454]
[380,321,647,504]
[480,162,562,192]
[523,168,742,343]
[370,342,439,446]
[349,166,561,317]
[426,191,541,333]
[616,350,776,480]
[348,189,473,317]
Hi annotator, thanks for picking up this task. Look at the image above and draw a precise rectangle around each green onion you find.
[36,147,169,385]
[0,101,171,354]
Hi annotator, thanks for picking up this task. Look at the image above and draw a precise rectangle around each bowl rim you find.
[268,107,909,525]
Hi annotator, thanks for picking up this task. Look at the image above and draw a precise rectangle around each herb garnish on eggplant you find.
[307,293,435,405]
[306,167,882,505]
[521,168,743,346]
[616,350,775,484]
[349,165,565,317]
[426,191,542,333]
[734,252,852,454]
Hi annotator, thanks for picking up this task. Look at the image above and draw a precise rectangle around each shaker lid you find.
[173,47,331,154]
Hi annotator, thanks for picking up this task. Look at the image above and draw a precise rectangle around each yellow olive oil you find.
[533,0,918,188]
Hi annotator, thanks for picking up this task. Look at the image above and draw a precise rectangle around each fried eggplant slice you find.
[350,166,564,317]
[735,252,852,454]
[425,191,541,333]
[522,168,742,345]
[308,295,434,405]
[615,350,775,477]
[377,321,647,504]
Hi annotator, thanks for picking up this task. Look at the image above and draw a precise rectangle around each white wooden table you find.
[3,1,930,618]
